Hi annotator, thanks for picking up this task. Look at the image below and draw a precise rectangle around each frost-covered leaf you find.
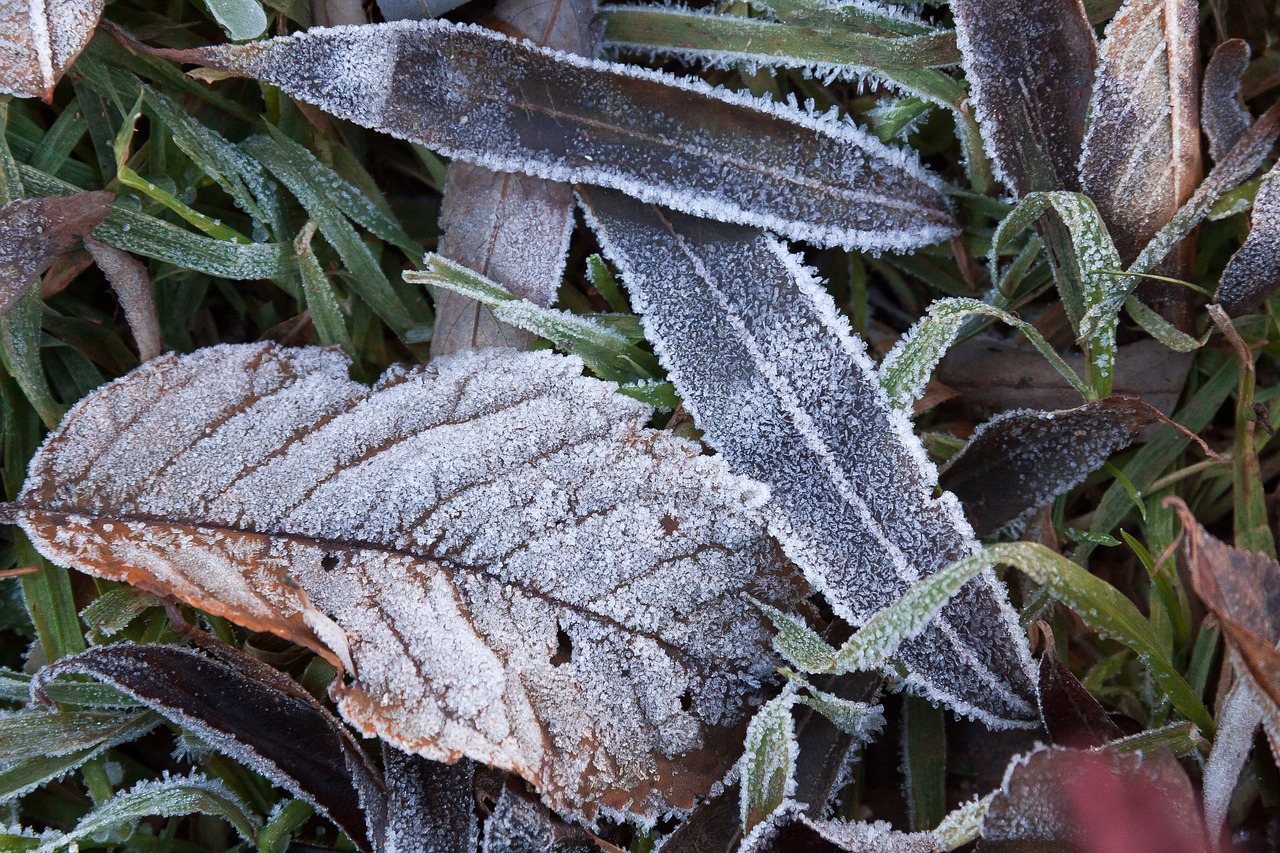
[1037,627,1123,748]
[0,710,158,803]
[0,707,155,761]
[381,746,478,853]
[1215,161,1280,316]
[878,297,1089,412]
[579,188,1038,728]
[1130,101,1280,276]
[740,691,798,835]
[3,342,801,822]
[1200,677,1265,835]
[981,744,1207,852]
[938,397,1161,536]
[31,772,261,853]
[0,191,113,317]
[82,237,163,362]
[737,797,987,853]
[481,781,599,853]
[951,0,1096,194]
[432,0,596,357]
[167,19,956,252]
[0,0,105,100]
[1202,39,1253,163]
[1080,0,1202,267]
[35,643,384,852]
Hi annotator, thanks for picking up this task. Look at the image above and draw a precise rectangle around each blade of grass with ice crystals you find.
[408,254,659,383]
[169,19,956,252]
[580,187,1038,729]
[32,772,260,853]
[740,691,798,834]
[295,222,353,354]
[989,192,1123,395]
[879,296,1090,411]
[18,165,295,279]
[0,711,160,804]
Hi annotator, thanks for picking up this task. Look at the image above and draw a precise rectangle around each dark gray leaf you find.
[579,188,1037,728]
[1202,39,1254,163]
[167,20,955,252]
[481,782,601,853]
[940,397,1162,536]
[382,746,478,853]
[34,642,385,853]
[1215,161,1280,315]
[951,0,1096,194]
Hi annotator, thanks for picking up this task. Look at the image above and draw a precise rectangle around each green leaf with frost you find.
[739,691,797,834]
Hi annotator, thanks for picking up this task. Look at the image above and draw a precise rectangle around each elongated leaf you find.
[32,772,260,852]
[939,397,1161,535]
[0,708,152,761]
[951,0,1096,194]
[168,20,955,251]
[580,188,1037,728]
[0,191,113,316]
[1080,0,1201,267]
[1201,678,1264,835]
[1216,161,1280,315]
[4,343,802,822]
[740,691,797,834]
[0,709,158,803]
[0,0,105,100]
[82,237,163,362]
[431,0,595,357]
[381,747,477,853]
[878,296,1089,411]
[36,643,385,853]
[1202,40,1253,163]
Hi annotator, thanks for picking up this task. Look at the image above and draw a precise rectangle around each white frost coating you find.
[1217,161,1280,314]
[0,0,105,99]
[195,19,955,252]
[1202,677,1264,834]
[14,343,801,823]
[580,190,1038,728]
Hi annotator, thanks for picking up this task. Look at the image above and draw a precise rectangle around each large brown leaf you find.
[951,0,1097,195]
[1080,0,1203,267]
[160,20,956,252]
[3,343,803,822]
[0,0,105,101]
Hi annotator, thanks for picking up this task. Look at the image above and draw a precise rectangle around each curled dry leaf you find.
[162,20,956,252]
[1215,161,1280,316]
[951,0,1096,195]
[939,397,1162,536]
[579,188,1038,728]
[3,343,803,823]
[1201,39,1254,163]
[34,642,385,853]
[82,237,164,362]
[431,0,597,357]
[1080,0,1202,268]
[0,191,113,316]
[981,743,1209,853]
[0,0,105,100]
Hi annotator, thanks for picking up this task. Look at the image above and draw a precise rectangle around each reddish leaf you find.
[0,191,113,316]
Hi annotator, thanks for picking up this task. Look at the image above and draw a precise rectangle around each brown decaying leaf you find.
[0,191,113,316]
[1171,497,1280,711]
[981,744,1208,853]
[1036,625,1124,749]
[936,337,1191,419]
[157,20,956,252]
[4,342,802,822]
[1215,161,1280,316]
[83,236,164,362]
[36,641,386,853]
[1201,39,1254,163]
[430,0,597,358]
[0,0,105,101]
[939,397,1162,536]
[951,0,1096,195]
[1080,0,1202,268]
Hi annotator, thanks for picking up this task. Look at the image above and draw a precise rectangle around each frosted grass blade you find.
[169,19,956,252]
[580,188,1038,728]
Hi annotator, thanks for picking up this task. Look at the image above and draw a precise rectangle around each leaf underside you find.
[176,19,956,252]
[10,342,804,822]
[578,188,1038,728]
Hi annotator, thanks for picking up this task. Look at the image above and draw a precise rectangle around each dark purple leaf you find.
[382,746,478,853]
[1037,628,1123,749]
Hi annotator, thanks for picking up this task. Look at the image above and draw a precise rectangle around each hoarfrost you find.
[179,19,955,252]
[1201,40,1253,163]
[1216,161,1280,316]
[11,343,803,823]
[0,0,105,100]
[579,188,1038,729]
